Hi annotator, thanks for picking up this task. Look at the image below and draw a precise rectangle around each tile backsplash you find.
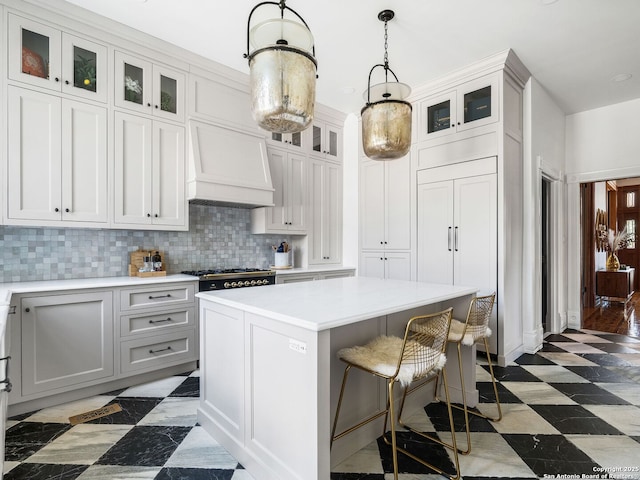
[0,204,290,283]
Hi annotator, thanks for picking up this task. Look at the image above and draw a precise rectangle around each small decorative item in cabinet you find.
[128,249,166,277]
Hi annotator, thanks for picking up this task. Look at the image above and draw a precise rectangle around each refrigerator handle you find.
[454,226,459,251]
[0,356,11,393]
[448,227,452,251]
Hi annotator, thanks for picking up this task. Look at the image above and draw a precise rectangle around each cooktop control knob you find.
[224,282,231,288]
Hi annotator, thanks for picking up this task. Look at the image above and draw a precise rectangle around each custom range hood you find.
[187,120,274,208]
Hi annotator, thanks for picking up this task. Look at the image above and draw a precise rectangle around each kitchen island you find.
[197,276,478,480]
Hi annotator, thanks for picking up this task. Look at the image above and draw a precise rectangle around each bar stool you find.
[443,293,501,455]
[331,308,460,480]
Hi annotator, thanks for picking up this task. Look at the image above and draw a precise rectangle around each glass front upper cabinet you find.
[115,51,185,121]
[311,123,341,160]
[420,73,499,141]
[269,131,304,149]
[9,14,107,102]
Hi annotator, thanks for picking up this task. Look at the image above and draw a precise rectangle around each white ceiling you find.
[58,0,640,116]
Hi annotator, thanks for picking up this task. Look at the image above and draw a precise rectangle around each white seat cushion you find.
[448,318,492,346]
[338,336,446,387]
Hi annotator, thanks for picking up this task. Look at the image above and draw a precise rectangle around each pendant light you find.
[244,0,317,133]
[361,10,412,160]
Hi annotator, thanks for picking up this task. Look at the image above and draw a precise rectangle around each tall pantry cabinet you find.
[413,50,529,361]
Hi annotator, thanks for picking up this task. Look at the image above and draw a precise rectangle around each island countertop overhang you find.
[196,276,478,331]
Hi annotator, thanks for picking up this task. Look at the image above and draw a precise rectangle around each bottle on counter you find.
[152,251,162,272]
[141,255,153,273]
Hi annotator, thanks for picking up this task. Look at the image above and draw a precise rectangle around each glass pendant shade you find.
[361,10,412,160]
[246,7,317,134]
[362,97,412,160]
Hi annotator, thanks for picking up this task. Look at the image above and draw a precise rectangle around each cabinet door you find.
[417,180,454,284]
[152,121,186,226]
[310,122,342,161]
[114,51,152,115]
[21,291,114,396]
[453,173,497,293]
[419,90,456,142]
[61,100,108,223]
[7,86,62,221]
[152,64,185,122]
[457,75,499,133]
[385,252,412,281]
[360,160,385,250]
[264,149,288,230]
[61,33,108,102]
[8,14,62,90]
[359,251,387,279]
[287,152,307,231]
[114,111,153,225]
[385,154,411,250]
[267,131,305,150]
[310,160,342,264]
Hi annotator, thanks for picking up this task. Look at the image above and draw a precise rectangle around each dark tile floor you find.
[4,329,640,480]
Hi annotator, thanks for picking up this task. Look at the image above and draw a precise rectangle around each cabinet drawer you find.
[120,330,196,374]
[120,307,195,338]
[120,283,195,311]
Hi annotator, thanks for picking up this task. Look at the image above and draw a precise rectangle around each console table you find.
[596,268,635,305]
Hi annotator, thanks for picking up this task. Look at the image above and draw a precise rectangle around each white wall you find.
[566,97,640,327]
[522,78,567,350]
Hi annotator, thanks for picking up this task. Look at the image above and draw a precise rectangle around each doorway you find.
[541,177,551,333]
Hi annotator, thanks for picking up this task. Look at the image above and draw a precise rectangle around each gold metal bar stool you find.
[331,307,460,480]
[442,293,501,455]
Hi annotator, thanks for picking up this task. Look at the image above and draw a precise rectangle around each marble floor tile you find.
[566,365,637,383]
[566,434,640,479]
[85,398,163,425]
[96,425,191,467]
[561,333,614,343]
[475,364,493,382]
[332,439,384,474]
[438,431,537,478]
[485,404,560,434]
[168,376,199,397]
[595,382,640,405]
[230,471,257,480]
[537,352,600,366]
[521,365,590,383]
[484,365,542,382]
[613,353,640,365]
[137,397,199,427]
[530,404,623,435]
[376,431,456,478]
[164,426,239,469]
[3,462,88,480]
[502,433,600,477]
[588,342,640,353]
[24,424,132,465]
[578,353,635,366]
[583,405,640,435]
[118,376,188,398]
[550,382,631,405]
[500,382,576,405]
[514,353,556,365]
[551,342,607,354]
[23,395,115,424]
[156,467,236,479]
[76,465,161,479]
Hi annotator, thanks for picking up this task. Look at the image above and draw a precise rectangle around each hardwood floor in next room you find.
[583,291,640,338]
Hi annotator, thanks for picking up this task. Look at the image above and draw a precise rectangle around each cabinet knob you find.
[65,80,70,85]
[154,213,159,218]
[54,77,60,82]
[147,103,152,107]
[25,308,30,313]
[65,208,70,213]
[54,207,59,212]
[154,105,159,109]
[147,213,151,217]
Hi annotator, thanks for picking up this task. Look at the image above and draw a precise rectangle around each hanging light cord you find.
[383,18,389,83]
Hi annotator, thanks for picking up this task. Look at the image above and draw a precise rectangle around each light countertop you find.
[272,265,356,275]
[197,276,477,332]
[0,274,198,305]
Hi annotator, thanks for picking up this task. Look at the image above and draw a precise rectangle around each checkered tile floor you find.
[4,329,640,480]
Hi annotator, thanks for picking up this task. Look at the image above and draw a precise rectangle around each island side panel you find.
[245,311,329,480]
[198,301,246,452]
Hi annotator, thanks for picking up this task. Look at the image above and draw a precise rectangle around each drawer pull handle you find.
[0,356,12,393]
[149,317,172,324]
[149,346,172,354]
[149,294,171,300]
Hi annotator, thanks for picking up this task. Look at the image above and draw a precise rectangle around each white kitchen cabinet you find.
[267,130,305,151]
[251,148,307,234]
[418,73,499,142]
[308,158,343,265]
[360,154,411,251]
[310,120,342,161]
[8,14,108,102]
[417,157,498,352]
[7,86,108,225]
[20,291,114,396]
[115,51,185,122]
[114,111,186,230]
[274,268,355,284]
[359,251,412,281]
